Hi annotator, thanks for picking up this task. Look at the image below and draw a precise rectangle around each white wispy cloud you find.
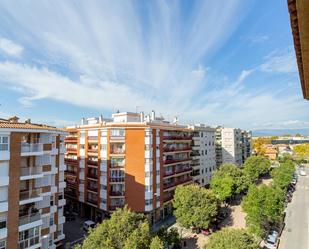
[259,48,297,73]
[0,37,23,56]
[0,1,307,130]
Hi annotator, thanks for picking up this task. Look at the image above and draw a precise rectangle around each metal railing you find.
[21,143,43,153]
[20,167,42,177]
[19,189,41,201]
[19,212,41,226]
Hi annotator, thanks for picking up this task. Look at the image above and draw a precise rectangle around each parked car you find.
[264,230,279,249]
[300,170,306,176]
[291,178,297,185]
[83,220,96,231]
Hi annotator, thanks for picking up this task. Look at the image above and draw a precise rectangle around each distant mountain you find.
[252,128,309,137]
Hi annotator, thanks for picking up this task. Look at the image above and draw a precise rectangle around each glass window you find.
[0,239,5,249]
[0,136,9,151]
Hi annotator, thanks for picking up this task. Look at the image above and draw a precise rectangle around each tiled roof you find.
[0,117,65,132]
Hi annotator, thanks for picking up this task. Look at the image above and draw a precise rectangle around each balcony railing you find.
[164,167,192,177]
[88,136,98,141]
[87,185,98,192]
[21,143,43,154]
[110,191,125,196]
[109,204,125,211]
[110,162,125,168]
[87,160,99,166]
[163,146,192,152]
[163,177,192,190]
[163,135,193,141]
[164,158,191,165]
[110,177,125,183]
[87,173,98,179]
[110,149,125,154]
[88,148,98,153]
[20,166,42,177]
[19,189,41,201]
[66,147,77,152]
[66,170,77,176]
[87,198,98,205]
[19,213,41,226]
[163,194,173,202]
[64,158,78,165]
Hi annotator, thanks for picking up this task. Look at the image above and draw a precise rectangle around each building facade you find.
[216,127,252,167]
[188,125,216,187]
[65,112,193,224]
[0,116,66,249]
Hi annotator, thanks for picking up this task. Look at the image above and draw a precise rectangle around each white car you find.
[83,220,96,231]
[264,230,279,249]
[299,170,306,176]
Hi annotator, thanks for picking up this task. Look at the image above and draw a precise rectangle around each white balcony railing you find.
[19,213,41,226]
[21,143,43,154]
[20,167,42,177]
[19,189,41,201]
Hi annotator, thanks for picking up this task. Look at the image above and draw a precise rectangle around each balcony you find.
[19,189,42,204]
[65,136,78,142]
[163,146,192,153]
[87,160,99,166]
[88,136,98,143]
[87,185,98,192]
[110,191,125,197]
[64,158,79,166]
[20,167,43,180]
[87,172,98,179]
[163,135,192,141]
[163,167,192,178]
[110,149,125,155]
[163,194,174,202]
[87,198,98,205]
[164,158,191,165]
[66,147,77,153]
[19,212,41,226]
[109,204,125,211]
[21,143,43,156]
[110,177,125,183]
[163,177,192,190]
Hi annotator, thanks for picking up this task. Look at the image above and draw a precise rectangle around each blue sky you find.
[0,0,307,130]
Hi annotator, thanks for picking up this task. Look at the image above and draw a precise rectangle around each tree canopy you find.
[242,184,285,237]
[149,236,164,249]
[243,156,271,183]
[294,143,309,160]
[76,206,151,249]
[172,184,219,229]
[205,228,259,249]
[210,163,250,201]
[271,160,295,189]
[253,137,271,155]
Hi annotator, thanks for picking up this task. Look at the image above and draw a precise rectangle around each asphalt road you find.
[279,166,309,249]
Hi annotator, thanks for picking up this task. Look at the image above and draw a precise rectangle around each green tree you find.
[243,156,271,183]
[242,185,285,237]
[172,185,219,229]
[156,227,181,248]
[150,236,164,249]
[210,164,249,202]
[271,160,295,189]
[205,228,259,249]
[77,206,151,249]
[294,143,309,160]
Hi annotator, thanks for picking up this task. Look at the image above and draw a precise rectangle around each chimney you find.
[8,116,19,123]
[173,116,179,125]
[99,115,103,123]
[140,112,144,123]
[151,110,155,121]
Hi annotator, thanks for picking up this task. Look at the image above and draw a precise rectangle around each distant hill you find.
[252,128,309,137]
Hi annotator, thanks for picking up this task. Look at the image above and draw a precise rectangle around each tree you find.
[77,206,151,249]
[294,143,309,160]
[243,156,271,183]
[150,236,164,249]
[156,227,181,248]
[253,137,271,155]
[271,160,295,190]
[242,185,285,237]
[205,228,259,249]
[172,185,219,229]
[210,164,249,202]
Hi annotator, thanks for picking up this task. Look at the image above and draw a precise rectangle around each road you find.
[279,166,309,249]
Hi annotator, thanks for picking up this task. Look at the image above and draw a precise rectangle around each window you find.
[0,220,6,229]
[145,185,152,192]
[156,170,160,176]
[110,129,125,137]
[0,136,9,151]
[19,226,40,249]
[0,239,5,249]
[145,199,153,205]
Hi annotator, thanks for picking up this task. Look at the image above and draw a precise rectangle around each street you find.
[279,166,309,249]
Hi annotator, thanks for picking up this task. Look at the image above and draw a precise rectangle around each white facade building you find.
[188,125,216,186]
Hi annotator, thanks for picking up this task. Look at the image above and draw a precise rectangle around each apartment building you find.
[216,127,252,167]
[188,125,216,187]
[0,116,66,249]
[65,111,193,224]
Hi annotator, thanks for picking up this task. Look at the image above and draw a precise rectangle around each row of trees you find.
[76,206,180,249]
[210,156,271,202]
